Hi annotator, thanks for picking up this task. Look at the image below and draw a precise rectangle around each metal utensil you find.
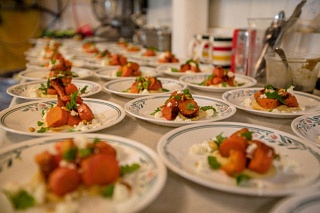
[274,47,301,90]
[253,11,286,78]
[273,0,307,49]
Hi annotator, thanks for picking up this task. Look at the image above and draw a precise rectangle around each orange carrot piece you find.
[248,140,275,174]
[161,106,179,120]
[81,153,120,186]
[77,103,94,121]
[221,150,247,176]
[219,133,249,157]
[213,66,225,77]
[46,88,58,95]
[95,141,117,157]
[256,97,280,109]
[178,99,199,118]
[67,113,81,126]
[46,106,68,127]
[64,83,78,95]
[48,167,81,196]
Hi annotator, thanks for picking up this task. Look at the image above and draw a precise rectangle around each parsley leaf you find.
[208,156,221,169]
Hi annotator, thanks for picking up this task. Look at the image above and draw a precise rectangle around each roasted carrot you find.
[221,150,246,176]
[81,153,120,186]
[211,77,224,85]
[48,167,81,196]
[148,78,162,90]
[161,106,179,120]
[129,82,140,93]
[35,151,57,178]
[46,106,68,127]
[282,92,298,107]
[219,133,249,157]
[77,103,94,121]
[213,66,225,78]
[178,99,199,118]
[46,88,58,95]
[256,97,280,109]
[180,64,190,72]
[248,140,275,174]
[95,141,117,157]
[54,139,75,156]
[253,90,264,100]
[121,66,133,77]
[67,113,81,126]
[64,83,78,95]
[128,62,140,71]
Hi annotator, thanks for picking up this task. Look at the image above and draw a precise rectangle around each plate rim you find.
[291,112,320,146]
[0,133,167,212]
[157,121,320,197]
[270,191,320,213]
[0,98,125,136]
[124,94,237,127]
[222,87,320,118]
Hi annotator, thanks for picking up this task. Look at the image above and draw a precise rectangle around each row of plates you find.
[0,122,320,212]
[2,40,320,212]
[2,87,320,147]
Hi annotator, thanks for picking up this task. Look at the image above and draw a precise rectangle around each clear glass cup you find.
[265,53,320,93]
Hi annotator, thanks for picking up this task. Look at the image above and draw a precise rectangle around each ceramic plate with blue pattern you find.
[124,95,237,127]
[103,77,187,99]
[157,122,320,196]
[291,113,320,148]
[0,98,125,136]
[0,134,167,212]
[222,88,320,118]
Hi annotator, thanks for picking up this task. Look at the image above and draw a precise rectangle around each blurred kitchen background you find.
[0,0,320,109]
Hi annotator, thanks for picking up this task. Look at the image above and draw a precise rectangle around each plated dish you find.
[18,67,94,81]
[222,88,320,118]
[103,77,187,98]
[270,191,320,213]
[157,122,320,196]
[0,98,125,136]
[179,74,257,92]
[156,64,212,78]
[6,80,102,100]
[0,134,167,213]
[95,66,159,80]
[124,95,236,127]
[291,113,320,147]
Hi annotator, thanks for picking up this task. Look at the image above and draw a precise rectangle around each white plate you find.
[222,88,320,118]
[179,74,257,92]
[270,191,320,213]
[95,66,159,80]
[18,67,94,81]
[6,80,102,100]
[0,98,125,136]
[157,122,320,196]
[124,95,236,127]
[0,134,167,213]
[291,113,320,147]
[103,77,187,99]
[156,64,213,78]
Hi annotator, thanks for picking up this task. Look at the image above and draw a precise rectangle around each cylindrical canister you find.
[231,28,249,74]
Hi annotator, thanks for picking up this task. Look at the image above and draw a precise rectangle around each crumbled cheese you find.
[74,135,89,149]
[189,141,213,155]
[205,109,215,117]
[112,183,130,202]
[70,110,78,116]
[166,102,172,107]
[227,71,234,78]
[246,143,257,158]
